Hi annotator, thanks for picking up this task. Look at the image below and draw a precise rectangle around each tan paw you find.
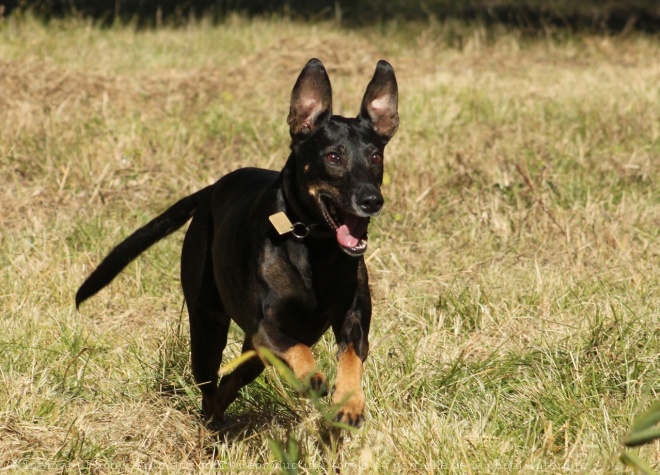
[333,389,365,427]
[300,371,328,397]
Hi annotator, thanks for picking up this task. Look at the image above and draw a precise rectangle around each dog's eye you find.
[371,152,383,165]
[325,152,341,164]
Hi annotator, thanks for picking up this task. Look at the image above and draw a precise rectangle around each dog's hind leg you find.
[189,303,230,420]
[181,203,232,421]
[213,338,265,421]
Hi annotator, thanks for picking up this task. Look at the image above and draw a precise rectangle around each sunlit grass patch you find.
[0,13,658,473]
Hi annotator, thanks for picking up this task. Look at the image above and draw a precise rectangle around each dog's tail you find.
[75,186,211,308]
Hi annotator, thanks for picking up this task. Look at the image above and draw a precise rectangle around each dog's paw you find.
[201,403,226,429]
[303,371,328,397]
[334,402,365,427]
[333,390,365,428]
[201,395,217,421]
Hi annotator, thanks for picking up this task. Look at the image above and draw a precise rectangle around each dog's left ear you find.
[359,60,399,143]
[288,58,333,138]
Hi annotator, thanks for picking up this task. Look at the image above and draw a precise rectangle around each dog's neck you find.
[281,163,335,240]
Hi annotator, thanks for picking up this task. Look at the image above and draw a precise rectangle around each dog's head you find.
[286,58,398,256]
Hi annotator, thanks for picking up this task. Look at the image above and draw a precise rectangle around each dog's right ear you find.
[288,58,333,138]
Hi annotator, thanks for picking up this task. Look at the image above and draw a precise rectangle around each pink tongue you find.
[336,214,368,249]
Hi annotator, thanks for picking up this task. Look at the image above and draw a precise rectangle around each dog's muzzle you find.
[319,195,375,256]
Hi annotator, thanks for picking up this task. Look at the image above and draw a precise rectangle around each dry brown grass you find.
[0,14,658,474]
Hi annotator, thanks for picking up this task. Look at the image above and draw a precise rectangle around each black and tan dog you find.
[76,58,398,427]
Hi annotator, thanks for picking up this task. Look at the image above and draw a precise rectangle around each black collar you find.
[281,169,335,240]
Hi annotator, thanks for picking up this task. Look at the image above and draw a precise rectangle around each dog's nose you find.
[358,188,384,215]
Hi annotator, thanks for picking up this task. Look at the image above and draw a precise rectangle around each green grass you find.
[1,13,658,474]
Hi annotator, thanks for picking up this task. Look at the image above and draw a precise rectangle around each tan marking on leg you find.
[281,343,318,380]
[282,343,327,394]
[253,328,327,394]
[333,343,365,426]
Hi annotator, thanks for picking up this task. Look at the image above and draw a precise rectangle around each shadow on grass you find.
[157,375,303,443]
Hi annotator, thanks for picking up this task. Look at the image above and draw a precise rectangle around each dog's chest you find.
[251,238,364,345]
[292,241,360,312]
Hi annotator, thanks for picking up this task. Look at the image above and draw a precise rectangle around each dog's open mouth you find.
[319,196,369,256]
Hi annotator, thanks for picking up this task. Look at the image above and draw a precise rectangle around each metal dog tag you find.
[269,212,294,235]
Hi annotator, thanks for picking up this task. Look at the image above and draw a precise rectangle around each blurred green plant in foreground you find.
[620,400,660,475]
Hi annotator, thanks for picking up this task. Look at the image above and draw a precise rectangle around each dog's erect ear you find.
[359,60,399,142]
[288,58,333,138]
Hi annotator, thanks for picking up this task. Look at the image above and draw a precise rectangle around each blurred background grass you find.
[2,0,660,31]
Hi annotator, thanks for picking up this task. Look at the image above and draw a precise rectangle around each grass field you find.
[1,13,658,474]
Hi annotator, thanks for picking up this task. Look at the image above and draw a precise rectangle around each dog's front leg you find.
[332,310,369,427]
[253,319,328,396]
